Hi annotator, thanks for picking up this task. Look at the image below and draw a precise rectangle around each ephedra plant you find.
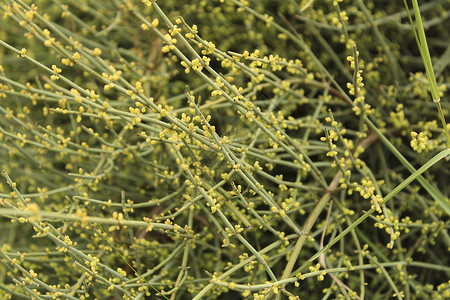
[0,0,449,299]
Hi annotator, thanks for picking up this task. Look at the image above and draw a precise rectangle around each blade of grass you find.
[403,0,450,146]
[365,118,449,214]
[293,148,450,276]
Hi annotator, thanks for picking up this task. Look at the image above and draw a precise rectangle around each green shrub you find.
[0,0,449,299]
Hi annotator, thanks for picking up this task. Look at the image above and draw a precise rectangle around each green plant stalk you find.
[275,171,343,300]
[334,0,349,45]
[280,193,331,278]
[124,243,185,285]
[304,22,352,82]
[0,208,185,232]
[1,252,78,300]
[192,234,297,299]
[184,93,302,233]
[1,1,449,298]
[168,209,193,299]
[408,0,439,102]
[1,170,171,298]
[404,0,450,145]
[275,132,378,298]
[356,0,401,83]
[334,198,366,299]
[91,225,170,300]
[0,283,32,299]
[364,253,403,300]
[228,0,448,209]
[171,142,280,281]
[1,195,131,297]
[292,148,450,276]
[121,189,142,275]
[365,118,450,214]
[220,1,450,232]
[206,260,449,292]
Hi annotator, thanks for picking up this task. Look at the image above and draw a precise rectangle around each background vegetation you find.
[0,0,449,299]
